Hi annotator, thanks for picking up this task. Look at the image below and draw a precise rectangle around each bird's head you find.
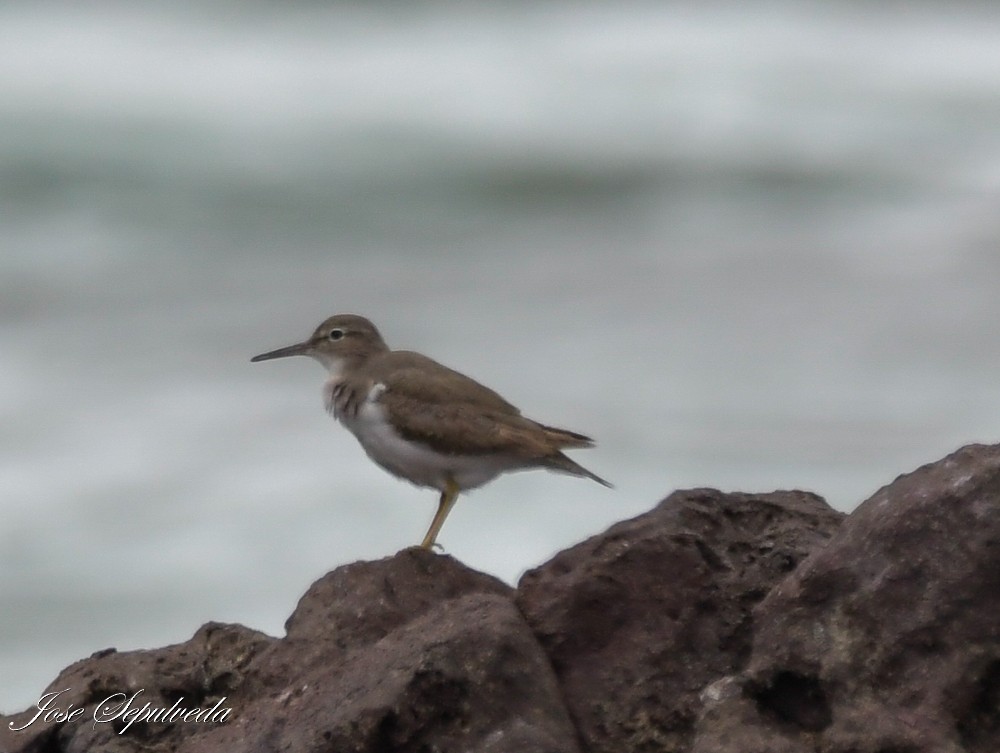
[251,314,388,374]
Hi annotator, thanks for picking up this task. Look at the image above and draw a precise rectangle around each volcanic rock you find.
[515,488,845,752]
[2,549,578,753]
[4,445,1000,753]
[691,443,1000,753]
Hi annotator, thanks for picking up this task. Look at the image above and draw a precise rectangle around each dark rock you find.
[187,548,578,753]
[692,443,1000,753]
[6,444,1000,753]
[198,592,578,753]
[2,549,577,753]
[0,622,272,753]
[282,545,512,646]
[515,488,844,753]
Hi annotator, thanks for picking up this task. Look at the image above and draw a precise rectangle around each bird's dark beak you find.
[251,340,312,362]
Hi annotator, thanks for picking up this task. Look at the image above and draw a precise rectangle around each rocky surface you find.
[516,488,844,753]
[2,552,578,753]
[3,443,999,753]
[692,443,1000,753]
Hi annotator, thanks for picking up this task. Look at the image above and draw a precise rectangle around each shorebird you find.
[251,314,610,549]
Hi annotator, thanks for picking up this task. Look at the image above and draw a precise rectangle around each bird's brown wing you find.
[383,392,559,458]
[382,391,611,486]
[368,358,556,458]
[366,351,521,414]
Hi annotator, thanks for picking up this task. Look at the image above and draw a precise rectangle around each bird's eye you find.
[328,329,345,341]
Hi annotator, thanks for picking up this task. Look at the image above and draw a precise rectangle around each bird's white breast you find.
[325,381,514,492]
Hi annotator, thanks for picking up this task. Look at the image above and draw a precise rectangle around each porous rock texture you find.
[3,444,999,753]
[2,551,578,753]
[692,443,1000,753]
[515,488,844,752]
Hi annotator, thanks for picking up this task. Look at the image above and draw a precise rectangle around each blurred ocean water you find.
[3,0,1000,712]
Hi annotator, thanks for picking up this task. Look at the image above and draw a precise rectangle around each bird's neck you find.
[313,347,384,379]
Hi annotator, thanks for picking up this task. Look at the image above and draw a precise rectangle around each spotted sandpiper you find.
[251,314,610,549]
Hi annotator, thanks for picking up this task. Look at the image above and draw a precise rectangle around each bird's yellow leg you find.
[420,477,460,550]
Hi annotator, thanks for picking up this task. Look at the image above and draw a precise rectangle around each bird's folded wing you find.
[374,367,545,457]
[384,395,556,458]
[377,355,521,413]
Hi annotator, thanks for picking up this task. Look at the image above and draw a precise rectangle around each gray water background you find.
[3,0,1000,712]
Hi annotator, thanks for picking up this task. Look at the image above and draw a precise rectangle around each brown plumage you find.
[252,314,611,548]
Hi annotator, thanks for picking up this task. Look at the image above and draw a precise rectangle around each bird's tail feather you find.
[537,423,596,449]
[546,453,613,488]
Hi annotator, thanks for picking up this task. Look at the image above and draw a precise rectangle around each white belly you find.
[331,383,517,491]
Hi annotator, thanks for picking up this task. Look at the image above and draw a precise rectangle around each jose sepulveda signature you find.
[8,688,232,735]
